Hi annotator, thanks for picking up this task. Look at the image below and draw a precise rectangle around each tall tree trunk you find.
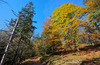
[11,37,21,65]
[0,15,20,65]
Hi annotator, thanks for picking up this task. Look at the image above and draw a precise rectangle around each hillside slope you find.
[21,45,100,65]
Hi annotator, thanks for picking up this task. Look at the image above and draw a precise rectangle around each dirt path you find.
[21,57,45,65]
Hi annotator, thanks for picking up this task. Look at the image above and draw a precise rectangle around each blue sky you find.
[0,0,84,35]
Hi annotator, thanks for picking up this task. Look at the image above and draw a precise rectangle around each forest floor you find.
[21,57,45,65]
[21,44,100,65]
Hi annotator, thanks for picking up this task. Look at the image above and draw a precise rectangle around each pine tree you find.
[4,2,36,65]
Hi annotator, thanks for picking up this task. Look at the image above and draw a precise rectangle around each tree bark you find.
[0,15,20,65]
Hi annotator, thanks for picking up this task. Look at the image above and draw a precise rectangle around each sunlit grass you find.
[39,44,100,65]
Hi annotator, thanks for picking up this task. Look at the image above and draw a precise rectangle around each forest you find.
[0,0,100,65]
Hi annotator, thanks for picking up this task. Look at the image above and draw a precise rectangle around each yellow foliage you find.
[42,3,88,50]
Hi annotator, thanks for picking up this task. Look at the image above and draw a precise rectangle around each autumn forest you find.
[0,0,100,65]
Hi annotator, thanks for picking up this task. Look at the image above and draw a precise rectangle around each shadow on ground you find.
[80,58,100,65]
[20,57,46,65]
[21,61,45,65]
[54,44,100,55]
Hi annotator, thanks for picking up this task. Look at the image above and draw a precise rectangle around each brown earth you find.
[21,57,45,65]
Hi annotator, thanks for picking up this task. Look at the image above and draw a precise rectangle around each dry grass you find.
[22,44,100,65]
[40,44,100,65]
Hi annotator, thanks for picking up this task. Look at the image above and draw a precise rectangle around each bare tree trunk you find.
[11,37,21,65]
[0,15,20,65]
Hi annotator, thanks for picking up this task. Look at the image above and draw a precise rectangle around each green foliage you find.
[1,0,100,65]
[0,2,36,65]
[83,0,100,45]
[83,0,100,30]
[33,36,54,56]
[40,55,60,64]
